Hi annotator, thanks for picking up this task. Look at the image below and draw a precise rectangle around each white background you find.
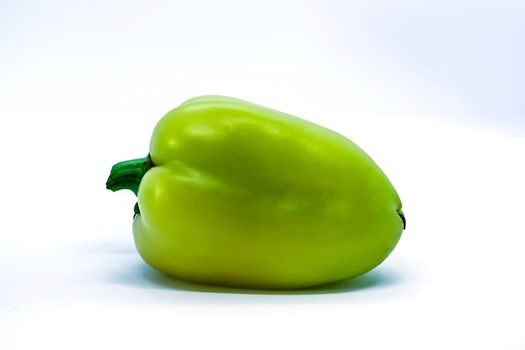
[1,0,524,349]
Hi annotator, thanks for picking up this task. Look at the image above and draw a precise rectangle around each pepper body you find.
[110,96,404,289]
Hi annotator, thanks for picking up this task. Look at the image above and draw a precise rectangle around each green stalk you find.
[106,155,154,196]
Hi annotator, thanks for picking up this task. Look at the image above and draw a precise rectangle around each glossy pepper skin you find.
[107,96,405,289]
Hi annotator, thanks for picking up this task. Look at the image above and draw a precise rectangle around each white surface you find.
[1,1,524,349]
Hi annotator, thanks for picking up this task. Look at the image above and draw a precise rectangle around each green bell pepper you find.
[107,96,405,289]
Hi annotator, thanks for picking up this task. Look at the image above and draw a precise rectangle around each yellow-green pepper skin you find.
[107,96,405,289]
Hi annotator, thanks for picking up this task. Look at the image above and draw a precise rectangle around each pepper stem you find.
[106,155,154,196]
